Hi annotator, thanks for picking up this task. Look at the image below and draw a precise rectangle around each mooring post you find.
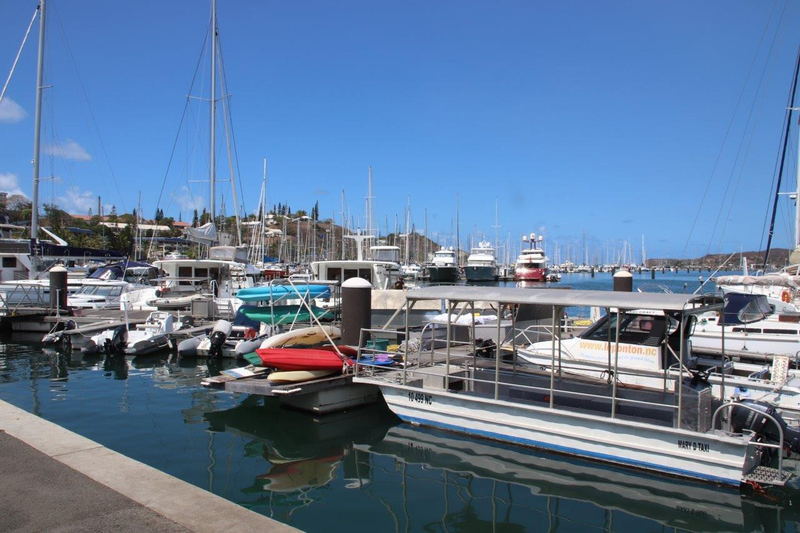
[341,277,372,347]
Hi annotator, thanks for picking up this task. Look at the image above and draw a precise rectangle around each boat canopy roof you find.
[406,286,722,312]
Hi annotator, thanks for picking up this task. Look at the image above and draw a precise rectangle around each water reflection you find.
[0,336,798,531]
[204,397,389,494]
[357,425,795,532]
[199,395,799,531]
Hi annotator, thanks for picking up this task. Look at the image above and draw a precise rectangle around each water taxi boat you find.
[353,286,800,486]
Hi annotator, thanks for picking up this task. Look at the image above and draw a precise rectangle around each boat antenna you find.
[764,45,800,268]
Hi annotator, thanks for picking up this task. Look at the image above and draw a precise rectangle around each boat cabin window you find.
[2,257,16,268]
[326,267,342,282]
[373,249,400,262]
[582,314,669,345]
[195,268,209,279]
[178,266,192,286]
[342,268,372,283]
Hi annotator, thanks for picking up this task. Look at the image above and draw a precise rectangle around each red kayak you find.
[256,348,352,371]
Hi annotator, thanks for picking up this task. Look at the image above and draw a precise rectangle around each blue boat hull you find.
[464,266,497,282]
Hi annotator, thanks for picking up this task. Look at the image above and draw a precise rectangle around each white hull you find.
[691,328,800,359]
[370,382,749,485]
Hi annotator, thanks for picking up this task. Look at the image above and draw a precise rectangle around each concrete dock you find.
[0,400,297,532]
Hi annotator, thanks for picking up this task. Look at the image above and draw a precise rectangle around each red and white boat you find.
[514,233,548,282]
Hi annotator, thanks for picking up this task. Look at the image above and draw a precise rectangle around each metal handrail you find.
[354,327,408,377]
[377,341,686,415]
[712,401,786,476]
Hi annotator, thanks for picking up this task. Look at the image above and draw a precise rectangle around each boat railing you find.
[506,323,581,349]
[355,323,702,424]
[0,283,49,314]
[353,327,409,375]
[712,402,786,478]
[370,338,689,419]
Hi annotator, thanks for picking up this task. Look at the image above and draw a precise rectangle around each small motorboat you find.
[124,311,177,355]
[82,311,179,356]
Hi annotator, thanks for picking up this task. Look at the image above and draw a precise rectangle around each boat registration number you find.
[677,439,710,452]
[408,392,433,405]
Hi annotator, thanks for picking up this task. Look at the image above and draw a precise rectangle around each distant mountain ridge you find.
[649,248,792,269]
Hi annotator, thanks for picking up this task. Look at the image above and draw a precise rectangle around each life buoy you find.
[244,327,257,340]
[782,290,791,303]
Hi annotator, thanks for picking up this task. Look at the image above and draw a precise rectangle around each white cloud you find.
[60,186,95,213]
[0,172,27,197]
[0,97,26,123]
[173,186,205,212]
[44,139,91,161]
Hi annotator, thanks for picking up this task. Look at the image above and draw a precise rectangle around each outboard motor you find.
[208,320,232,358]
[729,400,800,455]
[105,325,128,354]
[42,319,77,346]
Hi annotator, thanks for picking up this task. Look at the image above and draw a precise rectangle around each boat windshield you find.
[581,313,677,345]
[73,285,123,297]
[373,249,400,262]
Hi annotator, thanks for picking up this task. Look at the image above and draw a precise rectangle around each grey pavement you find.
[0,400,298,532]
[0,430,190,532]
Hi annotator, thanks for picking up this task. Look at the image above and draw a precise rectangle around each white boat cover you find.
[714,274,800,288]
[186,222,217,245]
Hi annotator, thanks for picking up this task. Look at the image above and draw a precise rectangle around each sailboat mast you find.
[766,46,800,267]
[31,0,46,241]
[367,166,374,237]
[455,194,460,266]
[209,0,217,225]
[795,125,800,255]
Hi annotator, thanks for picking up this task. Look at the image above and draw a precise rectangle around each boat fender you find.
[782,290,791,303]
[155,289,162,298]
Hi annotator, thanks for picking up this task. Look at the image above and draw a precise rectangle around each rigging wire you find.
[764,46,800,266]
[677,0,783,262]
[704,0,790,258]
[0,5,38,105]
[148,21,211,258]
[715,25,787,255]
[51,3,125,212]
[216,33,248,218]
[152,22,211,213]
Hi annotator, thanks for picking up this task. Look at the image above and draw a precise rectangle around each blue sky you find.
[1,0,799,261]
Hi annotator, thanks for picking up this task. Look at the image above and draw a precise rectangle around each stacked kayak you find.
[236,284,330,303]
[268,369,340,384]
[260,325,341,349]
[238,304,332,324]
[255,348,352,371]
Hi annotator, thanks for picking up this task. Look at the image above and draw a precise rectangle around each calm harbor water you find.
[2,271,798,532]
